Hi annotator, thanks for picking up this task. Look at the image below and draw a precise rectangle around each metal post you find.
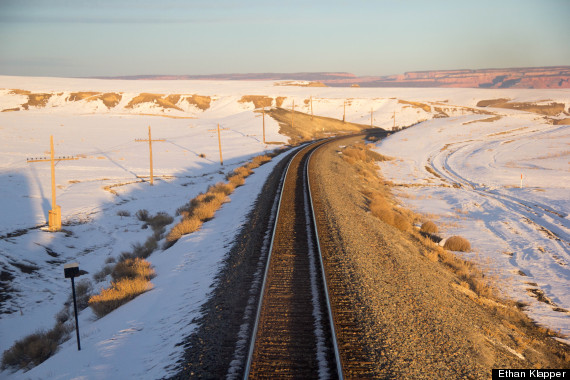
[70,276,81,351]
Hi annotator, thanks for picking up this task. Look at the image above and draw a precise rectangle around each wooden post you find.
[27,135,78,231]
[343,100,346,123]
[135,126,165,185]
[262,107,266,144]
[217,123,223,165]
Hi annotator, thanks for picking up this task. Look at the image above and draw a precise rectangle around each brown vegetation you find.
[420,221,438,234]
[443,235,471,252]
[166,153,274,244]
[267,107,371,144]
[398,99,431,113]
[239,95,273,109]
[126,93,183,111]
[185,94,211,110]
[477,99,567,116]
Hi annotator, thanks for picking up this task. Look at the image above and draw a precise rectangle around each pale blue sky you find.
[0,0,568,77]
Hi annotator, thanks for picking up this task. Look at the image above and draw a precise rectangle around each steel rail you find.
[243,138,344,379]
[307,145,344,379]
[242,143,306,379]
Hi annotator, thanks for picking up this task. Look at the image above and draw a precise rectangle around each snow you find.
[374,112,570,342]
[0,75,568,378]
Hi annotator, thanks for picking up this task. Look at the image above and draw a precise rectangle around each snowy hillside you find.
[0,75,568,378]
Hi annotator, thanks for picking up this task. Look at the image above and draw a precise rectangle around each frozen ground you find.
[0,76,568,378]
[375,108,570,342]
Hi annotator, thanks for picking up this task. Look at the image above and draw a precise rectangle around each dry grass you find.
[125,93,183,111]
[398,99,431,112]
[166,153,274,244]
[443,235,471,252]
[89,276,154,318]
[239,95,273,109]
[185,94,211,110]
[477,98,566,116]
[420,221,438,234]
[111,258,156,282]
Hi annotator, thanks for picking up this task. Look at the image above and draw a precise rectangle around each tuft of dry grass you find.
[111,258,156,282]
[167,153,274,244]
[420,221,438,234]
[443,235,471,252]
[89,277,154,318]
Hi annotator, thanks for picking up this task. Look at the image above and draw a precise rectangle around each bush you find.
[111,258,155,282]
[89,277,153,318]
[117,210,131,218]
[93,264,114,282]
[443,236,471,252]
[147,212,173,231]
[73,279,93,310]
[369,194,394,225]
[166,217,202,242]
[89,258,155,318]
[1,321,71,371]
[208,182,235,196]
[393,213,412,231]
[135,209,149,222]
[420,221,438,234]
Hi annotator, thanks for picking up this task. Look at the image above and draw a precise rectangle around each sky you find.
[0,0,569,78]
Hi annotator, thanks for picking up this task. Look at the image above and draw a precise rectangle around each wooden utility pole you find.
[291,100,295,128]
[135,126,165,185]
[262,108,266,144]
[343,100,346,123]
[27,135,78,231]
[310,96,313,120]
[208,124,229,165]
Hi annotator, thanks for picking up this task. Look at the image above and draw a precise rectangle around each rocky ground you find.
[309,134,569,378]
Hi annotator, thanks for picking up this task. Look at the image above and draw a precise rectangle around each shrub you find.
[393,213,412,231]
[89,277,153,318]
[369,194,394,225]
[135,209,149,222]
[228,174,245,188]
[443,236,471,252]
[73,279,93,310]
[93,264,114,282]
[117,210,131,218]
[131,237,158,259]
[166,217,202,242]
[1,322,71,371]
[208,182,234,196]
[147,212,173,231]
[420,221,438,234]
[111,258,155,282]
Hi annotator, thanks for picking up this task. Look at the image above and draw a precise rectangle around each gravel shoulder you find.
[309,134,569,378]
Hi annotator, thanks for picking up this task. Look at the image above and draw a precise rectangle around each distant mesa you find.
[94,66,570,89]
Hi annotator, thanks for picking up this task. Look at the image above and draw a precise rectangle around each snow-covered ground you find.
[0,76,568,378]
[375,107,570,343]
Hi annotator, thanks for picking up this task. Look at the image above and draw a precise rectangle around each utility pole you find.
[310,96,313,120]
[208,124,229,165]
[135,126,165,185]
[343,100,346,123]
[27,135,78,231]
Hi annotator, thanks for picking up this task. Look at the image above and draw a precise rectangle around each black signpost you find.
[64,263,81,351]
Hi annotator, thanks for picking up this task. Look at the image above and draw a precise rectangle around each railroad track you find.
[243,140,342,379]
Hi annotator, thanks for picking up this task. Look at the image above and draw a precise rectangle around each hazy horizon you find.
[1,0,569,78]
